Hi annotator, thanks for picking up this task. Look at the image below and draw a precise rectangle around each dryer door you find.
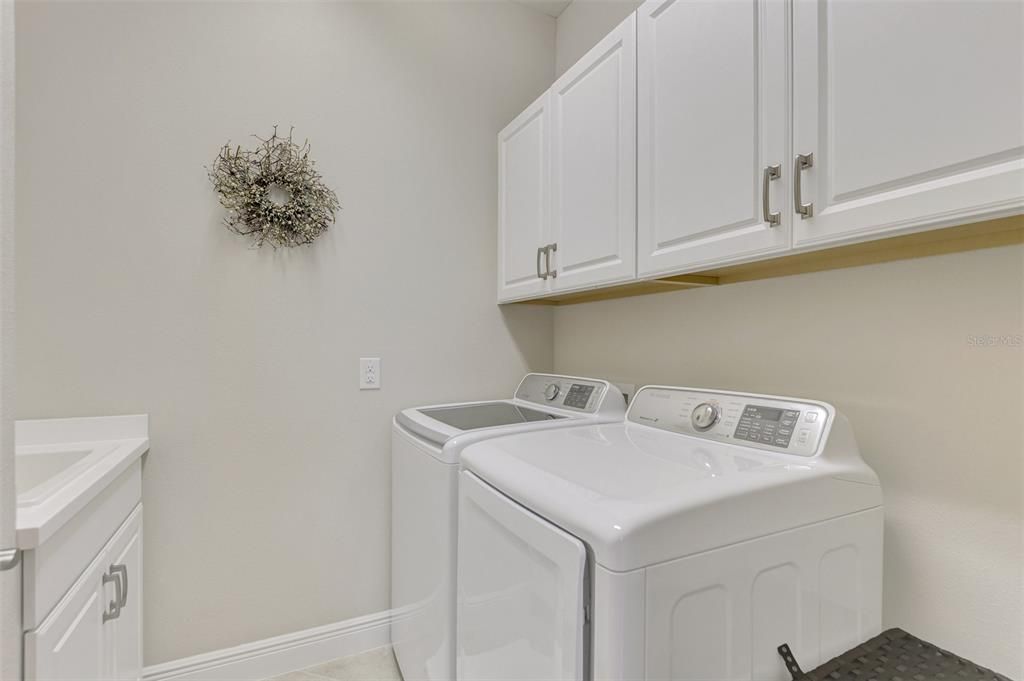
[457,471,587,681]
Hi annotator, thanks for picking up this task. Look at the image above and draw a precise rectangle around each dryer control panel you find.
[515,374,609,414]
[627,386,833,457]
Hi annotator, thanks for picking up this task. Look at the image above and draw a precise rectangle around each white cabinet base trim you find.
[142,610,392,681]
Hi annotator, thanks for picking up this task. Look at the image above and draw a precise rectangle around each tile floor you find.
[267,646,403,681]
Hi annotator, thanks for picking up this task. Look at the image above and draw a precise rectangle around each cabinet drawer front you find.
[25,505,143,681]
[792,0,1024,248]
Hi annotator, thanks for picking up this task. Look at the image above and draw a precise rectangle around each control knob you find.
[691,402,720,431]
[544,383,561,401]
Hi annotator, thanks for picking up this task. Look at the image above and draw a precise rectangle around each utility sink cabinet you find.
[25,506,142,681]
[16,416,149,681]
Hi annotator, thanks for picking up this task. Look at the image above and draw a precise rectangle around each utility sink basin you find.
[16,445,115,503]
[15,415,149,549]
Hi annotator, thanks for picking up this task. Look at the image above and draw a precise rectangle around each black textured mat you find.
[779,629,1013,681]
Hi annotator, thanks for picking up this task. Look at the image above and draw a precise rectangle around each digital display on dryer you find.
[743,406,784,421]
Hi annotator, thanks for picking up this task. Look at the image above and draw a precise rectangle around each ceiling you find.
[510,0,574,18]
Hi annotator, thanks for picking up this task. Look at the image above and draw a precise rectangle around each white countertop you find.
[16,414,149,549]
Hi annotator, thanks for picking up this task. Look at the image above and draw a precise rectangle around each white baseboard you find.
[142,610,392,681]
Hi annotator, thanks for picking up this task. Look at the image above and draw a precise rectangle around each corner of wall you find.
[554,0,643,76]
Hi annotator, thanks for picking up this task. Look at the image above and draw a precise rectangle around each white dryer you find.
[457,385,884,681]
[391,374,626,681]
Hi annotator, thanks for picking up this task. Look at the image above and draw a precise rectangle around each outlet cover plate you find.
[359,358,381,390]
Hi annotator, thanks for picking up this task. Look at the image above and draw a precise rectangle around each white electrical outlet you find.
[359,357,381,390]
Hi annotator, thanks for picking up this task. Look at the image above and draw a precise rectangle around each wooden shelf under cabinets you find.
[513,215,1024,306]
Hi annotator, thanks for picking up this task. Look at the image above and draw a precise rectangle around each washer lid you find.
[393,374,627,457]
[396,399,575,449]
[419,402,565,431]
[460,422,881,573]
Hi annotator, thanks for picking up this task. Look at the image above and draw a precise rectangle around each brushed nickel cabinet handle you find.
[794,153,814,219]
[112,564,128,608]
[762,164,781,226]
[0,548,19,572]
[536,246,548,280]
[102,568,123,622]
[545,243,557,279]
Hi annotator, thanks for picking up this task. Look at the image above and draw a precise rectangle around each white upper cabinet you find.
[548,14,637,291]
[791,0,1024,249]
[498,92,551,302]
[497,0,1024,303]
[636,0,791,277]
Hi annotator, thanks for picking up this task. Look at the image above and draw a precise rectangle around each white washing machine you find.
[457,385,884,681]
[391,373,626,681]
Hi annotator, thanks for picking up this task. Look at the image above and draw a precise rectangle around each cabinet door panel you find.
[25,577,108,681]
[110,515,142,681]
[549,14,636,292]
[638,0,790,276]
[792,0,1024,248]
[498,93,550,302]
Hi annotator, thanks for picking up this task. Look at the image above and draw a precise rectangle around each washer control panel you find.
[628,387,832,457]
[515,374,607,413]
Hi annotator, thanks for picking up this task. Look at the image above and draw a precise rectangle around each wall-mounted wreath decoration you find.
[208,126,340,248]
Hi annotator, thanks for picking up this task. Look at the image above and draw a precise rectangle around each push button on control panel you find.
[734,406,801,448]
[562,383,595,410]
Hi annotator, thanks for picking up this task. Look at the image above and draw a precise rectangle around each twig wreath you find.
[208,126,340,248]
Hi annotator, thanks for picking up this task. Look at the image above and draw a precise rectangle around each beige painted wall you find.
[555,0,642,75]
[554,245,1024,676]
[15,1,554,664]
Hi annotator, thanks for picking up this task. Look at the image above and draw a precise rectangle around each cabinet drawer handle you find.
[794,153,814,219]
[545,243,557,279]
[102,568,123,622]
[0,547,19,572]
[112,564,128,608]
[536,246,548,280]
[762,164,781,226]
